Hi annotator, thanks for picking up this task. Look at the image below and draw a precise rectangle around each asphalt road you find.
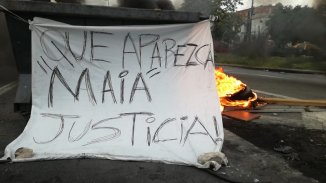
[0,66,324,183]
[221,66,326,100]
[0,87,318,183]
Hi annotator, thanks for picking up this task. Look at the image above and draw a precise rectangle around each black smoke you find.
[156,0,175,10]
[118,0,175,10]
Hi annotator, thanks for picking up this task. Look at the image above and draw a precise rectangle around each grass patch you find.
[216,53,326,72]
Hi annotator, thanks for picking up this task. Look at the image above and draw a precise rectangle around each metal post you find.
[245,0,254,41]
[250,0,254,40]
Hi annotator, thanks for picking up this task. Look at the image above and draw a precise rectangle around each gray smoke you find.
[255,0,324,9]
[254,0,279,6]
[118,0,175,10]
[312,0,324,8]
[245,0,316,8]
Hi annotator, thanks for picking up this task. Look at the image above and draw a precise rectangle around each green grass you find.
[215,53,326,72]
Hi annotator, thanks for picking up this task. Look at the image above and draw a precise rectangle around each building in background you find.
[236,5,274,42]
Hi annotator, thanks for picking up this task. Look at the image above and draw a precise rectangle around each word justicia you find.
[33,113,223,147]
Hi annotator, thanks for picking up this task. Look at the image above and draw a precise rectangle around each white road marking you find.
[225,71,285,79]
[253,89,298,99]
[252,74,285,79]
[0,81,17,96]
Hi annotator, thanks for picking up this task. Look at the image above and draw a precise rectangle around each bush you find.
[232,36,271,58]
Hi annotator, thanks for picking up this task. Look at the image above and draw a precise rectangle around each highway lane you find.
[1,66,325,101]
[221,66,326,99]
[0,66,323,183]
[0,78,317,183]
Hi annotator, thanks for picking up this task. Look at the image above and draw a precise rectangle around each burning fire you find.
[215,67,257,111]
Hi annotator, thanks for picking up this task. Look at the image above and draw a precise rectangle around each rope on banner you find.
[0,4,29,24]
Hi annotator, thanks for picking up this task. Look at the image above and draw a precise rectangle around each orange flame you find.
[215,67,257,111]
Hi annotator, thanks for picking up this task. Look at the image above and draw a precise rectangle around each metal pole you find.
[245,0,254,42]
[249,0,254,41]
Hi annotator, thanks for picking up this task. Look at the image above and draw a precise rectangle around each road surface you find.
[221,66,326,100]
[0,66,324,183]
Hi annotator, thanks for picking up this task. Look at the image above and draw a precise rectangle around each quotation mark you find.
[37,56,53,74]
[146,68,160,78]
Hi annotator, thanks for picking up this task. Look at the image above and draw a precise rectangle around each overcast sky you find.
[170,0,316,10]
[170,0,315,10]
[237,0,314,10]
[87,0,315,10]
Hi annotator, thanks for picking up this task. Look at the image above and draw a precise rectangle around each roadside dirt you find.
[223,118,326,183]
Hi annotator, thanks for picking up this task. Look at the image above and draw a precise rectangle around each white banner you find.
[3,18,224,167]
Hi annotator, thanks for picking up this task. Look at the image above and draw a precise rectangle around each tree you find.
[267,3,326,49]
[211,0,244,43]
[180,0,243,43]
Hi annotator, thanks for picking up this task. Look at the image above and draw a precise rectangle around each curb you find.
[302,112,326,130]
[251,90,326,131]
[215,63,326,75]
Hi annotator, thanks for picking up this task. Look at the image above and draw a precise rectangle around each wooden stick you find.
[258,98,326,107]
[247,109,305,113]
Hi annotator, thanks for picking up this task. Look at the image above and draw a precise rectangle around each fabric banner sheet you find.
[2,18,224,167]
